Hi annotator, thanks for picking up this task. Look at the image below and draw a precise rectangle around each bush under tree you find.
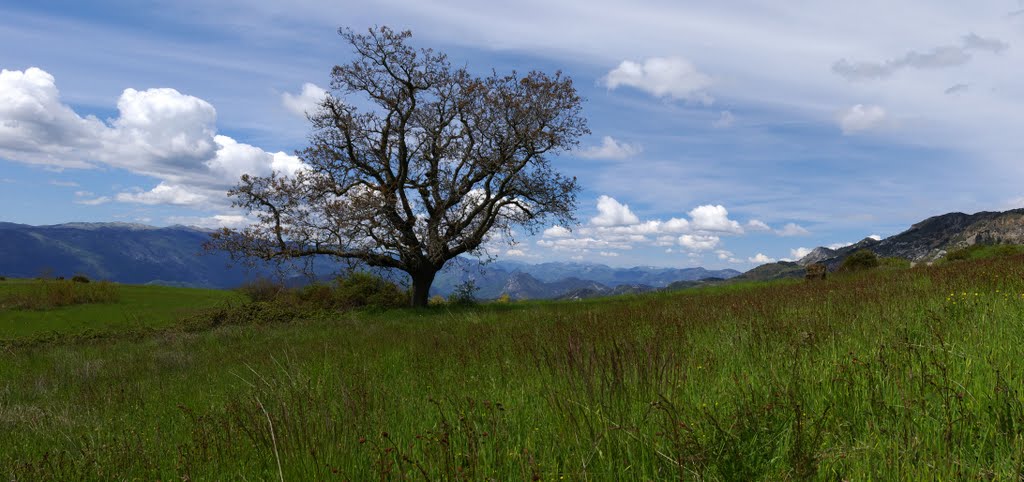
[838,249,880,272]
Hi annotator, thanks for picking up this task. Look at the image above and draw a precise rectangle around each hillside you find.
[0,222,264,287]
[737,208,1024,276]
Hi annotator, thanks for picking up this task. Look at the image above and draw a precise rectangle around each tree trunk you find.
[410,268,437,308]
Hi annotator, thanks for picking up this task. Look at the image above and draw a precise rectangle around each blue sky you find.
[2,0,1024,270]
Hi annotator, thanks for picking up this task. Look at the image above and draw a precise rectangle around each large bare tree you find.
[209,27,588,307]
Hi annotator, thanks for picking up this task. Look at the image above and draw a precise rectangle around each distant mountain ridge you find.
[0,222,740,298]
[745,209,1024,279]
[433,258,740,300]
[794,209,1024,270]
[0,221,260,288]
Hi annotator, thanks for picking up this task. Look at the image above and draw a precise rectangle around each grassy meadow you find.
[4,255,1024,479]
[0,278,243,340]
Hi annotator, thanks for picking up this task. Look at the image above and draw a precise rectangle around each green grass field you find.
[4,257,1024,480]
[0,279,243,341]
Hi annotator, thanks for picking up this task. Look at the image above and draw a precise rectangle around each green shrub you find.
[236,273,408,315]
[0,276,6,281]
[838,249,879,273]
[944,244,1024,263]
[238,277,287,302]
[71,274,91,283]
[331,272,408,309]
[179,300,309,331]
[878,256,911,269]
[496,293,512,303]
[428,294,448,306]
[448,280,479,306]
[3,279,120,310]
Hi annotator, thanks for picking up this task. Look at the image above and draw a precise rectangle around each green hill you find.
[5,256,1024,479]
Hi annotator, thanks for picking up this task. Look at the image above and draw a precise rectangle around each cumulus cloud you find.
[281,83,327,117]
[746,219,771,231]
[603,57,713,103]
[591,195,640,226]
[543,225,572,238]
[838,104,886,134]
[599,251,619,257]
[775,222,810,236]
[868,234,882,241]
[688,204,743,233]
[832,33,1009,81]
[790,247,813,259]
[116,183,210,206]
[678,234,720,251]
[534,196,763,258]
[578,136,642,160]
[0,68,105,169]
[537,237,632,251]
[748,253,776,264]
[712,110,735,128]
[0,68,305,209]
[506,248,527,257]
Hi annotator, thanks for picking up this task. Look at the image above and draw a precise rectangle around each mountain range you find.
[433,258,740,300]
[745,208,1024,280]
[3,208,1022,298]
[0,222,739,298]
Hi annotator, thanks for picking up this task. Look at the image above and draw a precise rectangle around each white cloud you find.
[116,183,209,206]
[748,253,776,264]
[74,196,111,206]
[715,249,734,260]
[578,136,642,160]
[603,57,713,103]
[0,68,105,169]
[688,204,743,233]
[281,82,327,118]
[591,195,640,227]
[654,235,677,246]
[49,180,79,187]
[662,217,691,232]
[166,214,251,229]
[505,248,527,257]
[868,234,882,240]
[790,247,813,259]
[746,219,771,231]
[543,225,572,238]
[775,222,810,236]
[598,251,619,257]
[827,241,853,250]
[838,104,886,134]
[537,237,632,251]
[0,68,305,209]
[678,234,720,251]
[712,110,735,128]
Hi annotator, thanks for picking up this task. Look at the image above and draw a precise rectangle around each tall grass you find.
[0,279,119,310]
[4,256,1024,479]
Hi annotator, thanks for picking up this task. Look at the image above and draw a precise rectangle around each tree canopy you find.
[209,26,588,306]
